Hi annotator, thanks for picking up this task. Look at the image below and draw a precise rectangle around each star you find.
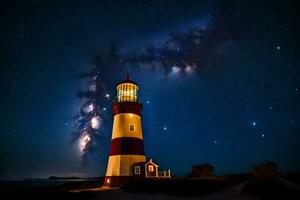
[65,122,68,126]
[163,126,167,131]
[103,107,107,111]
[105,93,110,98]
[252,122,256,126]
[261,134,265,138]
[146,100,150,104]
[214,140,218,144]
[276,45,280,50]
[268,106,272,110]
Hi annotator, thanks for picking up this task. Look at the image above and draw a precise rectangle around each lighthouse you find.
[104,75,146,187]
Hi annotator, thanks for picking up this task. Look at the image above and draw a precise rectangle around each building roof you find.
[146,159,159,167]
[133,159,159,167]
[133,161,147,166]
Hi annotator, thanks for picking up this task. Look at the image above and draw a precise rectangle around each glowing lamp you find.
[116,75,138,102]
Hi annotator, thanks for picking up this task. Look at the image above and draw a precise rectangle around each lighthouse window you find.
[129,124,135,131]
[134,166,141,174]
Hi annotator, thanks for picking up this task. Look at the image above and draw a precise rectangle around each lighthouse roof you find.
[118,74,138,86]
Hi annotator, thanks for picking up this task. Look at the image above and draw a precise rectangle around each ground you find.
[70,180,299,200]
[1,175,300,200]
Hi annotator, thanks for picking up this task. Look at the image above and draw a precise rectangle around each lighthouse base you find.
[104,155,146,187]
[103,176,131,187]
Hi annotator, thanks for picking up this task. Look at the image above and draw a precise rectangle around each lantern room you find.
[116,75,138,102]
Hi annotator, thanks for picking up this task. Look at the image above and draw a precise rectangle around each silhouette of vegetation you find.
[188,163,215,177]
[241,161,300,199]
[251,161,278,179]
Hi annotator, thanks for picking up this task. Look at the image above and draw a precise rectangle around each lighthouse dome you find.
[118,74,138,86]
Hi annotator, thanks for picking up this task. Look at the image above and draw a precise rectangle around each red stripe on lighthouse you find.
[112,102,142,116]
[109,137,145,156]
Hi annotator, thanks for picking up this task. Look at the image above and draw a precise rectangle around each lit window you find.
[129,124,135,131]
[134,166,141,174]
[106,178,110,183]
[148,165,154,172]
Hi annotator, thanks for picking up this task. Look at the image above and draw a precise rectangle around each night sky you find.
[1,0,300,180]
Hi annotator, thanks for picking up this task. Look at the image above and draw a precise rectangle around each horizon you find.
[1,0,299,180]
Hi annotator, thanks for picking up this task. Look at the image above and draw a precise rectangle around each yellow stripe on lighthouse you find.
[111,113,143,139]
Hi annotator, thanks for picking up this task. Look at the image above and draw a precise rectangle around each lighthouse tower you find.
[104,75,146,187]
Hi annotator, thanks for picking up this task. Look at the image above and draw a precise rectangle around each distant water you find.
[0,179,95,189]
